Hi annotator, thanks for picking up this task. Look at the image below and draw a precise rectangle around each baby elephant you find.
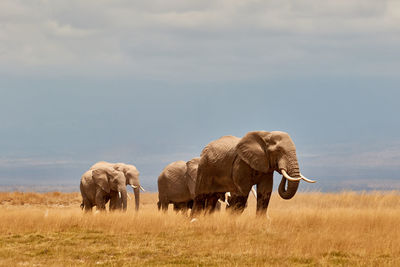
[157,158,200,212]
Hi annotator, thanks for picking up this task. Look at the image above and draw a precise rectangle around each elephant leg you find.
[256,173,273,216]
[109,191,120,211]
[187,200,194,210]
[95,190,107,211]
[191,194,206,217]
[104,194,111,205]
[205,193,222,214]
[173,202,188,214]
[82,197,93,212]
[173,203,181,212]
[181,202,190,215]
[228,158,253,214]
[226,194,248,214]
[161,202,168,212]
[180,202,189,214]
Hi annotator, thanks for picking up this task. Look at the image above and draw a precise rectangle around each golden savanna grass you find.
[1,191,400,266]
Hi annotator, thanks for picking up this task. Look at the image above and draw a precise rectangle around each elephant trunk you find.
[278,178,299,199]
[278,153,301,200]
[133,187,140,211]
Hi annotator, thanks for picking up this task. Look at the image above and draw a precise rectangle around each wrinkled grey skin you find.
[157,158,200,212]
[80,167,127,212]
[192,131,309,217]
[90,161,141,211]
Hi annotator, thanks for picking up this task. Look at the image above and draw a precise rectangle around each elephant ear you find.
[92,169,111,193]
[236,131,271,173]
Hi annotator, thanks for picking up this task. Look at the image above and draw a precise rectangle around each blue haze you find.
[1,79,399,192]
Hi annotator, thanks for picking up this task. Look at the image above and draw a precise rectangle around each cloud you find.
[45,20,96,38]
[1,0,399,80]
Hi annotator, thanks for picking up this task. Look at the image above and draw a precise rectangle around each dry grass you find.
[0,191,399,266]
[0,191,82,206]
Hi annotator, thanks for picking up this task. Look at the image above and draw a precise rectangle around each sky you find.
[0,1,400,192]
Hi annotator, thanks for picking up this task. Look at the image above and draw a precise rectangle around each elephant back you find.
[200,135,240,164]
[90,161,113,170]
[158,161,191,203]
[196,136,240,195]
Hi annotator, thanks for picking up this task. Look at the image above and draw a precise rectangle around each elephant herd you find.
[80,131,316,217]
[80,161,144,212]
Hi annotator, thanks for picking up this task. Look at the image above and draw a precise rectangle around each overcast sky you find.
[1,1,400,191]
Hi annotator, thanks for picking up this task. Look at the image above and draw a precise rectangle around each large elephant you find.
[90,161,143,211]
[157,158,200,212]
[191,131,315,217]
[80,166,127,212]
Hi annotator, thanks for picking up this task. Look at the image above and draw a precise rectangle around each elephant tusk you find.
[218,199,224,204]
[251,187,257,198]
[300,173,316,183]
[118,191,122,199]
[131,185,138,189]
[281,169,301,182]
[139,185,146,192]
[127,193,132,200]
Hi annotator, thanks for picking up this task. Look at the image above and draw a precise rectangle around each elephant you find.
[191,131,315,217]
[157,158,200,212]
[80,166,127,212]
[90,161,144,211]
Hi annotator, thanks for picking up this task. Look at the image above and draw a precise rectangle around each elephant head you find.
[236,131,315,200]
[114,163,143,211]
[92,167,128,211]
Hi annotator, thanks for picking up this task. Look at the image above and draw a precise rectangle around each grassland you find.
[0,191,399,266]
